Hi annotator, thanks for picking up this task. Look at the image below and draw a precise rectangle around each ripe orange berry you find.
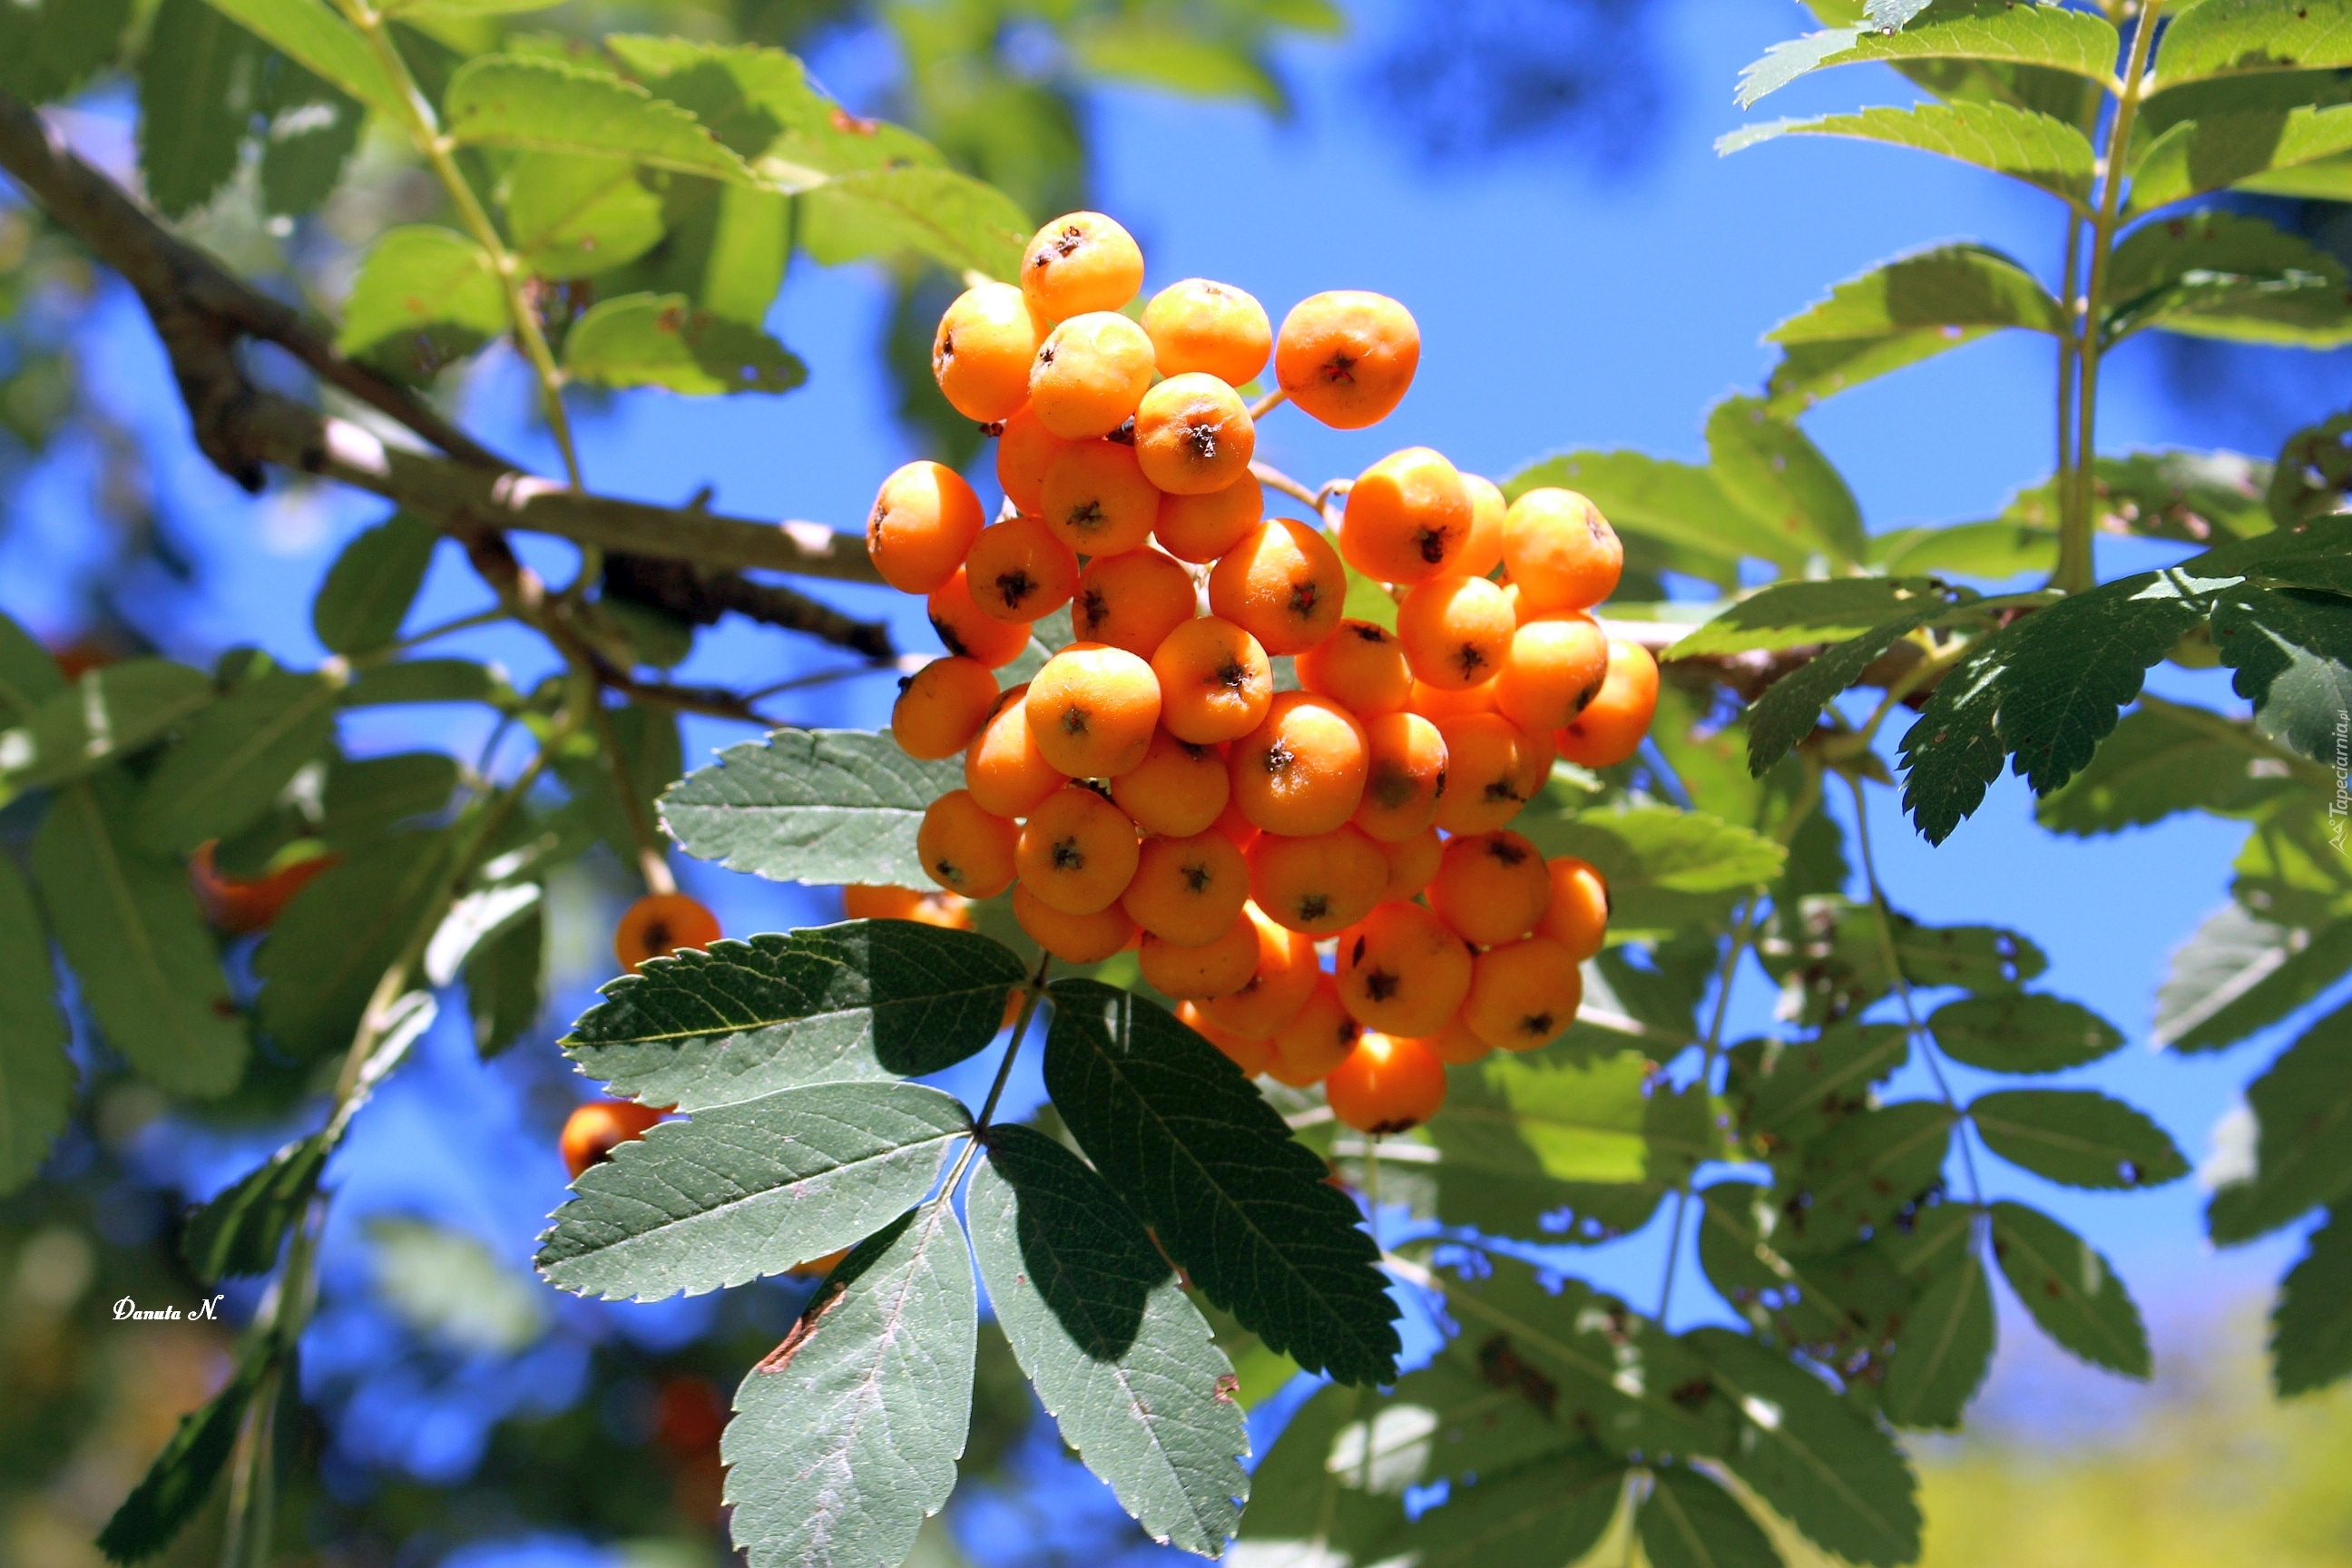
[1274,290,1419,430]
[1211,794,1260,853]
[891,657,1000,760]
[1073,548,1197,659]
[1455,473,1508,581]
[1536,857,1611,961]
[1142,278,1270,385]
[1177,998,1275,1077]
[927,567,1033,669]
[1337,900,1474,1037]
[1155,474,1264,564]
[1109,729,1230,836]
[561,1099,664,1180]
[1502,488,1622,612]
[1198,906,1319,1037]
[1014,882,1137,963]
[191,842,335,936]
[1463,936,1583,1051]
[964,515,1080,623]
[1206,517,1346,656]
[1229,691,1370,837]
[1416,1015,1493,1065]
[1247,825,1387,936]
[1511,724,1556,807]
[1325,1032,1448,1133]
[966,684,1065,817]
[1016,785,1142,915]
[1030,311,1156,439]
[995,404,1070,515]
[932,281,1042,423]
[614,892,721,973]
[1039,438,1161,557]
[1340,447,1473,585]
[1407,678,1495,720]
[1151,616,1272,745]
[1429,829,1552,946]
[1268,976,1363,1086]
[916,789,1020,899]
[1142,911,1261,1000]
[1431,713,1543,833]
[1380,826,1442,902]
[867,460,985,594]
[1353,710,1447,842]
[842,885,976,930]
[1493,612,1610,733]
[1021,211,1144,324]
[1396,574,1514,691]
[1297,619,1412,719]
[1554,639,1661,769]
[1122,830,1249,946]
[1134,373,1255,495]
[1026,643,1163,778]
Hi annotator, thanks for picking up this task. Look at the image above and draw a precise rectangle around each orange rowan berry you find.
[1353,710,1447,842]
[1021,211,1144,324]
[1554,639,1661,769]
[932,281,1042,423]
[1207,517,1346,656]
[1177,998,1275,1077]
[1407,677,1496,720]
[1039,438,1161,557]
[1229,691,1369,837]
[1297,619,1412,719]
[995,404,1070,515]
[1455,473,1508,581]
[1502,488,1622,612]
[562,1099,664,1180]
[867,460,985,594]
[891,656,1000,760]
[1030,311,1156,440]
[1247,825,1387,936]
[1141,278,1270,385]
[1151,616,1271,746]
[1432,713,1543,833]
[964,515,1079,623]
[1274,290,1419,430]
[1197,906,1319,1037]
[1462,936,1583,1051]
[1325,1032,1448,1133]
[927,567,1033,669]
[1073,548,1197,658]
[1381,826,1442,902]
[1155,474,1264,564]
[1536,857,1611,962]
[965,685,1065,817]
[1026,643,1162,778]
[1014,882,1136,963]
[842,885,976,930]
[1017,785,1142,915]
[191,842,334,936]
[1428,829,1551,947]
[1142,911,1261,1000]
[614,893,721,973]
[1511,724,1556,807]
[1493,612,1610,734]
[1396,574,1514,691]
[1109,729,1230,836]
[1337,900,1474,1037]
[1211,794,1261,853]
[1416,1015,1493,1065]
[1268,976,1363,1086]
[1134,373,1256,495]
[916,789,1020,899]
[1340,446,1472,585]
[1122,830,1249,946]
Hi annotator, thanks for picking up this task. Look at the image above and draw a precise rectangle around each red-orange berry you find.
[892,656,1000,760]
[928,566,1033,669]
[1428,829,1552,947]
[1396,574,1514,691]
[1352,711,1447,843]
[1025,643,1163,778]
[1492,612,1610,734]
[1274,290,1419,430]
[1297,619,1412,719]
[614,893,721,973]
[1554,639,1660,769]
[1021,211,1145,324]
[1431,713,1544,833]
[1246,825,1387,936]
[1134,373,1255,495]
[1152,615,1273,745]
[995,404,1070,515]
[1040,438,1161,557]
[562,1100,665,1180]
[1155,475,1264,564]
[1207,517,1347,656]
[1073,548,1198,659]
[1536,857,1611,962]
[1030,311,1156,439]
[1324,1032,1448,1133]
[916,789,1020,898]
[1197,905,1320,1038]
[1502,487,1622,612]
[1228,691,1369,837]
[1462,936,1583,1051]
[1014,882,1137,963]
[1141,279,1271,385]
[1121,830,1250,946]
[1016,786,1141,916]
[842,885,976,930]
[1339,446,1472,585]
[964,514,1080,623]
[966,684,1065,817]
[1454,473,1508,581]
[1142,911,1262,1001]
[1177,998,1275,1077]
[1380,827,1442,902]
[867,460,985,594]
[932,281,1042,423]
[1267,975,1363,1086]
[1336,900,1474,1037]
[1109,729,1231,837]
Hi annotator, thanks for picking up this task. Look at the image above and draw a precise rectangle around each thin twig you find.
[1247,387,1288,420]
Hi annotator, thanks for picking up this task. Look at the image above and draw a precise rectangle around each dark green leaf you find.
[506,154,667,278]
[2207,1000,2352,1241]
[2104,209,2352,346]
[1739,3,2118,107]
[2212,584,2352,766]
[1927,993,2125,1073]
[1640,1463,1782,1568]
[321,751,458,845]
[2151,0,2352,90]
[1731,1021,1910,1148]
[259,54,362,216]
[1747,619,1928,776]
[132,670,338,854]
[564,922,1024,1111]
[95,1333,274,1563]
[564,292,807,395]
[1231,1384,1407,1563]
[2272,1205,2352,1395]
[662,728,963,887]
[312,513,440,654]
[1720,102,2098,205]
[553,701,679,865]
[1969,1088,2189,1189]
[723,1202,975,1568]
[1327,1356,1591,1492]
[2,660,215,793]
[1771,1101,1955,1254]
[1671,579,1971,659]
[255,829,455,1059]
[181,1132,328,1281]
[2156,902,2352,1051]
[138,0,261,219]
[200,0,407,120]
[1705,397,1868,566]
[336,226,508,384]
[446,54,758,182]
[1044,978,1398,1385]
[0,853,70,1194]
[339,657,506,708]
[0,609,65,721]
[968,1126,1248,1553]
[1988,1200,2151,1377]
[0,0,132,104]
[1698,1180,1912,1358]
[1404,1447,1626,1568]
[1895,917,2047,988]
[2034,701,2298,834]
[464,904,543,1058]
[1879,1245,1993,1428]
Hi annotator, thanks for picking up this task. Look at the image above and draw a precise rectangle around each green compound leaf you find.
[1043,978,1399,1386]
[564,291,807,395]
[335,226,508,385]
[2206,1000,2352,1242]
[95,1331,277,1564]
[1879,1244,1994,1428]
[1869,519,2057,580]
[1720,101,2098,206]
[1404,1447,1626,1568]
[132,669,338,854]
[2,660,215,794]
[968,1126,1249,1554]
[2151,0,2352,91]
[1730,1021,1911,1149]
[181,1132,329,1281]
[1697,1180,1914,1361]
[2212,584,2352,767]
[1770,1100,1955,1255]
[1988,1200,2151,1377]
[1926,992,2126,1074]
[2154,902,2352,1051]
[313,513,440,654]
[536,1081,968,1301]
[662,729,964,887]
[723,1202,975,1568]
[446,54,757,182]
[1231,1383,1408,1563]
[2103,210,2352,347]
[1705,397,1868,567]
[2272,1205,2352,1396]
[199,0,407,121]
[564,922,1024,1111]
[2034,701,2298,835]
[1639,1463,1783,1568]
[140,0,262,220]
[1746,618,1931,777]
[255,829,456,1060]
[1969,1088,2189,1190]
[0,853,71,1194]
[1739,2,2119,108]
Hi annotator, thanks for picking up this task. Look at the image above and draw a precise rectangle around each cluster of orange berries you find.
[864,211,1660,1136]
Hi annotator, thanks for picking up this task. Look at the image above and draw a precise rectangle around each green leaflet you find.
[132,670,339,854]
[2213,584,2352,767]
[1231,1384,1407,1563]
[1868,519,2057,580]
[1327,1357,1592,1494]
[798,165,1031,282]
[1705,397,1868,567]
[259,54,362,217]
[2129,102,2352,212]
[0,0,132,105]
[1926,993,2125,1074]
[563,922,1024,1111]
[1503,449,1798,571]
[369,1216,547,1355]
[445,54,757,182]
[0,853,71,1194]
[2151,0,2352,90]
[336,226,507,385]
[967,1127,1248,1554]
[1042,979,1399,1386]
[1879,1245,1994,1428]
[2271,1205,2352,1396]
[340,658,508,707]
[662,729,964,887]
[2153,901,2352,1051]
[313,513,440,654]
[140,0,261,219]
[551,702,679,867]
[505,154,668,278]
[723,1203,975,1568]
[464,906,544,1058]
[1746,617,1929,777]
[1730,1020,1910,1148]
[1670,578,1972,658]
[1403,1447,1626,1568]
[1720,101,2099,206]
[535,1081,969,1301]
[1639,1463,1782,1568]
[1988,1200,2151,1377]
[0,609,65,721]
[1697,1180,1911,1359]
[322,752,459,846]
[2205,1000,2352,1242]
[1516,803,1786,936]
[255,829,456,1059]
[1769,1101,1955,1255]
[199,0,408,121]
[1421,1054,1679,1242]
[1,659,215,795]
[564,292,807,395]
[1969,1088,2189,1190]
[95,1330,278,1563]
[1738,2,2120,108]
[181,1132,329,1280]
[2103,210,2352,347]
[2034,701,2298,835]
